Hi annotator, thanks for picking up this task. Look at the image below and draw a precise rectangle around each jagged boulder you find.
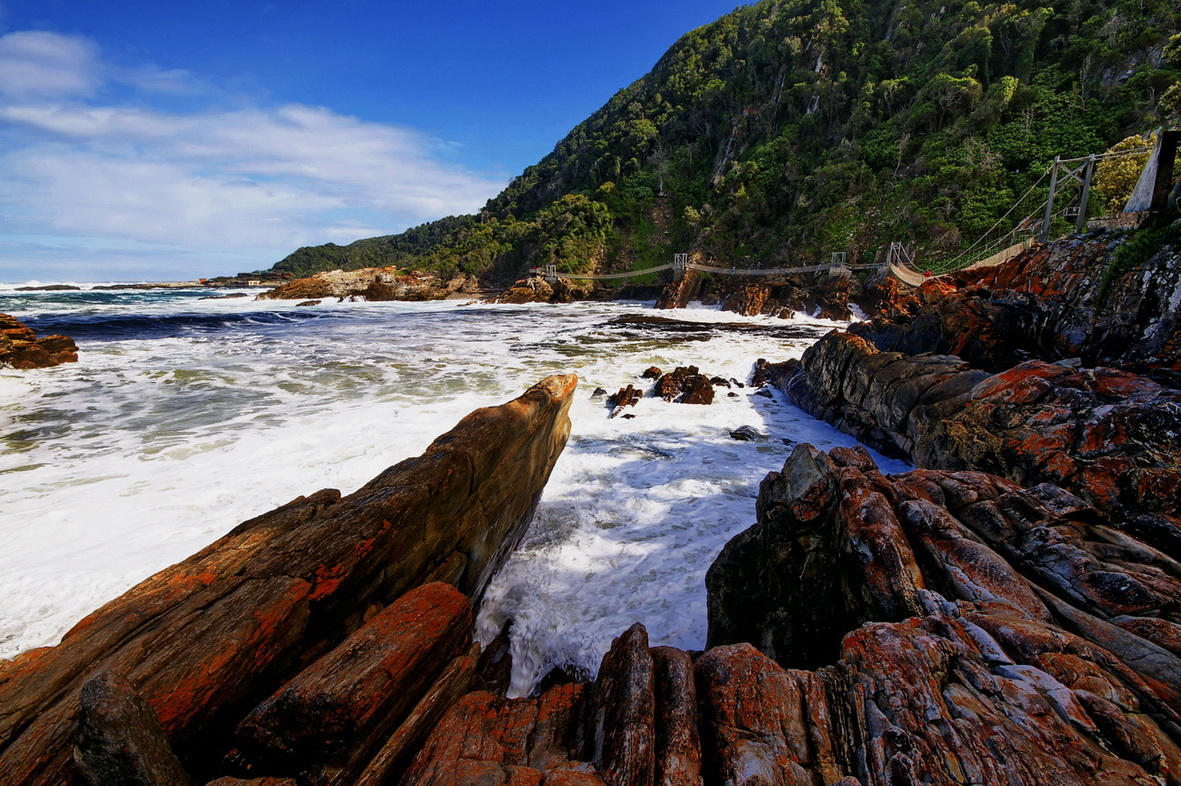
[776,331,1181,547]
[703,443,1181,784]
[0,313,78,368]
[0,375,577,785]
[257,268,477,301]
[495,276,595,304]
[654,366,715,405]
[852,228,1181,376]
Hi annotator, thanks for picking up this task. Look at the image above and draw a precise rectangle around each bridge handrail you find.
[689,262,829,275]
[559,263,675,280]
[552,258,883,281]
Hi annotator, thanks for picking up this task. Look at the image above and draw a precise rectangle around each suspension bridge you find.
[535,130,1177,288]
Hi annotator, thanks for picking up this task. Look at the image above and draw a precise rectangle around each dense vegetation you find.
[270,0,1180,281]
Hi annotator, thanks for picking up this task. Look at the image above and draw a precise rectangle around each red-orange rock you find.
[704,443,1181,784]
[650,647,700,786]
[401,683,593,785]
[0,375,577,785]
[777,330,1181,537]
[0,313,78,368]
[592,624,654,786]
[654,366,715,405]
[234,582,472,781]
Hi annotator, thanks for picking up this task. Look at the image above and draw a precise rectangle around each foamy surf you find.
[0,291,907,688]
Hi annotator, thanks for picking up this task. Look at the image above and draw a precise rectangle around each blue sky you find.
[0,1,746,282]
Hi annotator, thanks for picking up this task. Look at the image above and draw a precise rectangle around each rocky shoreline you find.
[0,313,78,369]
[0,223,1179,784]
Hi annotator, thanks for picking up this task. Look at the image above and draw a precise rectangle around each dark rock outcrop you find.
[74,672,191,786]
[657,270,860,320]
[852,228,1181,377]
[703,444,1181,784]
[655,366,715,405]
[0,375,576,785]
[405,438,1181,784]
[606,384,642,418]
[776,331,1181,547]
[496,276,595,304]
[0,313,78,369]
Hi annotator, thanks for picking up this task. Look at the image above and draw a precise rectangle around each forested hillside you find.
[270,0,1180,281]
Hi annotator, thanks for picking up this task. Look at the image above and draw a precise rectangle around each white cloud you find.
[0,30,506,281]
[0,31,102,100]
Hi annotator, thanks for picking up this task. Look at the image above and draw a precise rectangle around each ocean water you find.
[0,285,909,694]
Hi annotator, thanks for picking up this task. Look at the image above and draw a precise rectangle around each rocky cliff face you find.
[852,226,1181,378]
[0,313,78,369]
[776,228,1181,558]
[0,375,576,785]
[392,445,1181,785]
[655,270,859,321]
[705,444,1181,784]
[394,444,1181,786]
[6,225,1181,785]
[257,267,482,301]
[777,332,1181,540]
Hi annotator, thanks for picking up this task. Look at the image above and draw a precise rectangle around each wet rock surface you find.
[400,444,1181,785]
[5,229,1181,785]
[0,375,577,785]
[0,313,78,369]
[655,270,860,320]
[495,276,595,304]
[776,328,1181,551]
[654,366,715,405]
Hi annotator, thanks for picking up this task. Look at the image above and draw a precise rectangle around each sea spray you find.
[0,290,909,679]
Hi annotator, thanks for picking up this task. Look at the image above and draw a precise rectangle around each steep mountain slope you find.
[269,0,1180,282]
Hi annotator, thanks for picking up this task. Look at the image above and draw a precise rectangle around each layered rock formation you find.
[0,375,576,785]
[776,228,1181,557]
[655,271,858,320]
[494,275,595,304]
[777,332,1181,534]
[852,226,1181,377]
[0,313,78,369]
[397,443,1181,785]
[706,444,1181,784]
[257,267,482,301]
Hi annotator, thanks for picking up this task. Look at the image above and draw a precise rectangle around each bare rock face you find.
[655,366,715,405]
[257,268,478,301]
[405,438,1181,786]
[702,443,1181,784]
[0,313,78,368]
[658,270,860,319]
[851,228,1181,376]
[74,672,191,786]
[496,276,594,304]
[720,283,772,317]
[232,582,472,783]
[0,375,577,785]
[776,331,1181,550]
[654,270,700,309]
[606,384,642,418]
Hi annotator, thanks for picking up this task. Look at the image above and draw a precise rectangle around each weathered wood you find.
[0,375,577,785]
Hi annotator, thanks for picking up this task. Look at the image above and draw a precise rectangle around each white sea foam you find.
[0,292,908,688]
